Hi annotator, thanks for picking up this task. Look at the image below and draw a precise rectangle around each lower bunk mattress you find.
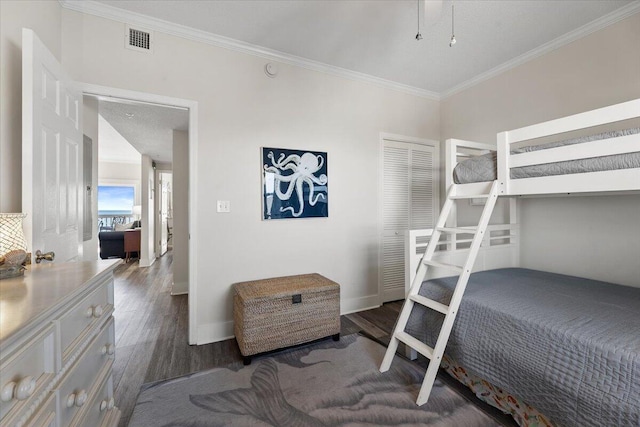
[405,268,640,427]
[453,128,640,184]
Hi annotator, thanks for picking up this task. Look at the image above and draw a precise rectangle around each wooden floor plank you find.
[112,252,515,427]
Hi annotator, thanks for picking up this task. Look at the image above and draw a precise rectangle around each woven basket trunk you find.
[233,273,340,356]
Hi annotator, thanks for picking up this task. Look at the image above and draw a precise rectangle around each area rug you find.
[129,334,501,426]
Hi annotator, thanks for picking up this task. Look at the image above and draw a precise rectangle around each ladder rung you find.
[422,259,463,272]
[409,294,449,315]
[450,194,490,200]
[395,331,434,359]
[437,227,477,234]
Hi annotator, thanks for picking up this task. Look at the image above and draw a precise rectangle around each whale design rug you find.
[129,334,501,426]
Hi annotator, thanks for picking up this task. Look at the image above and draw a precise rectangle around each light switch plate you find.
[217,200,230,213]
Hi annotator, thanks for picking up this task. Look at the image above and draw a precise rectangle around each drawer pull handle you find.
[92,305,104,318]
[66,390,88,408]
[1,376,36,402]
[85,305,104,319]
[101,343,115,356]
[100,397,115,412]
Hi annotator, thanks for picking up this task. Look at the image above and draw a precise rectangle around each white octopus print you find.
[262,148,328,219]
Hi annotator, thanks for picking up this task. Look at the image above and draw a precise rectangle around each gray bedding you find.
[405,268,640,427]
[453,128,640,184]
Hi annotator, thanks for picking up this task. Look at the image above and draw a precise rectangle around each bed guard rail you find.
[405,224,519,295]
[497,98,640,194]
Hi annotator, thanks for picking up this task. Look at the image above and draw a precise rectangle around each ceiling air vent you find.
[125,25,153,53]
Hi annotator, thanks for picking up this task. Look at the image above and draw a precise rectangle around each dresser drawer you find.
[59,278,112,364]
[70,369,117,427]
[24,393,56,427]
[0,326,55,422]
[56,318,114,427]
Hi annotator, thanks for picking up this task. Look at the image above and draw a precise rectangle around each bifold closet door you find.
[381,140,437,302]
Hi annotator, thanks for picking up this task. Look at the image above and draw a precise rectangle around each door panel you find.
[382,145,410,301]
[381,140,437,302]
[23,29,83,262]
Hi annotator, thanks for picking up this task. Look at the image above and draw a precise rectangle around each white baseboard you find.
[139,257,156,268]
[171,281,189,295]
[194,294,382,345]
[340,294,381,315]
[196,320,235,345]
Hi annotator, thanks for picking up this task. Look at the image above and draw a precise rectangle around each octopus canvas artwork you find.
[262,147,328,220]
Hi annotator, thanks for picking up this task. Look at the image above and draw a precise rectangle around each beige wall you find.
[441,13,640,287]
[60,9,440,342]
[172,130,189,295]
[0,0,62,212]
[7,1,635,343]
[98,160,143,182]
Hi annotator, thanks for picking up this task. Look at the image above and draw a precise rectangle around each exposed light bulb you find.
[416,32,423,41]
[449,35,456,47]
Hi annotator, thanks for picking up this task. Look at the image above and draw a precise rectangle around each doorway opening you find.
[83,84,199,344]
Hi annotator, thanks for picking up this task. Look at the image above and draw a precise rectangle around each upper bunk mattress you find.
[405,268,640,427]
[453,128,640,184]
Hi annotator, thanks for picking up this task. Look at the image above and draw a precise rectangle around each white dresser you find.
[0,260,121,427]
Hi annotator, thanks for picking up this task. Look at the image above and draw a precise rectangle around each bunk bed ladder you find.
[380,180,500,406]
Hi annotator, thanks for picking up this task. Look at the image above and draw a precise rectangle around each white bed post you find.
[509,198,520,267]
[497,131,510,195]
[445,139,458,251]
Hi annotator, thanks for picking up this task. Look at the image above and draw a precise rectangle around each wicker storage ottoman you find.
[233,273,340,364]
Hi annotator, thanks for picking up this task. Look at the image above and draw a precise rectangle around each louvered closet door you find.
[382,140,437,302]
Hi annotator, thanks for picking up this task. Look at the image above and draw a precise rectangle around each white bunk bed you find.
[449,98,640,198]
[383,98,640,427]
[406,97,640,289]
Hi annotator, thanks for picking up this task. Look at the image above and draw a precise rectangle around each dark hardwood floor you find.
[113,251,516,427]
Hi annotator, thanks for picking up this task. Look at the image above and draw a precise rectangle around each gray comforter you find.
[453,128,640,184]
[405,268,640,427]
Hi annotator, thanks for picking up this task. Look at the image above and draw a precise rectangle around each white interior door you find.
[22,29,83,262]
[158,173,170,255]
[381,139,438,302]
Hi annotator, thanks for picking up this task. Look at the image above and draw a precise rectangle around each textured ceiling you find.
[91,0,635,94]
[98,98,189,163]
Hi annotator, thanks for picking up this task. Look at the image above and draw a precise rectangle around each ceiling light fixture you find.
[415,0,423,41]
[449,4,456,47]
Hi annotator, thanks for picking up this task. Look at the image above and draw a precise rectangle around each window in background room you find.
[98,186,135,231]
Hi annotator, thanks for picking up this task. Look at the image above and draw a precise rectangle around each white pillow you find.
[115,222,134,231]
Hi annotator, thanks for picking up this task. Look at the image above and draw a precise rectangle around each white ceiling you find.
[97,113,142,164]
[98,98,189,163]
[82,0,637,163]
[90,0,637,95]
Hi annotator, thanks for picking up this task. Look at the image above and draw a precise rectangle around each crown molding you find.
[440,1,640,100]
[58,0,440,101]
[59,0,640,102]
